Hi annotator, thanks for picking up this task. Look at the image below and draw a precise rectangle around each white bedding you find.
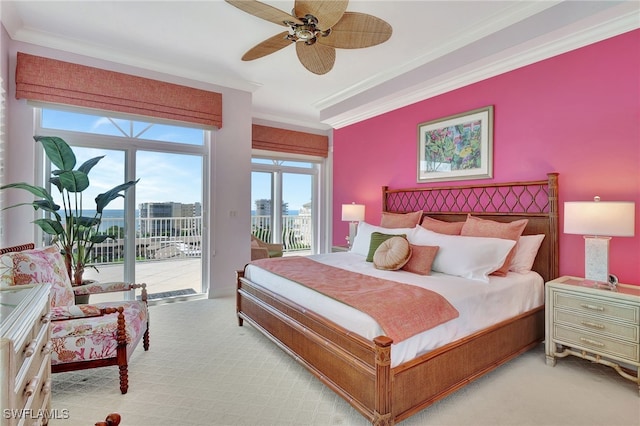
[244,252,544,367]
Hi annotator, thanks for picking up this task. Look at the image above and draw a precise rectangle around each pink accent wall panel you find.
[333,29,640,285]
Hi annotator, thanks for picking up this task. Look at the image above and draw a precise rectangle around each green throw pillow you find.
[366,232,406,262]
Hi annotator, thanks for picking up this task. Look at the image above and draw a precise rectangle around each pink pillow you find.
[402,245,439,275]
[380,211,423,228]
[4,246,75,307]
[420,216,464,235]
[461,215,528,276]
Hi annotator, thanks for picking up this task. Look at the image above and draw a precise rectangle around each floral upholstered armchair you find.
[0,244,149,394]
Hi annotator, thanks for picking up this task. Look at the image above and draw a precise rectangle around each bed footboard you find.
[236,270,543,425]
[237,269,390,423]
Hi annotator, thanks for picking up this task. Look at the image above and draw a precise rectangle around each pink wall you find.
[333,29,640,285]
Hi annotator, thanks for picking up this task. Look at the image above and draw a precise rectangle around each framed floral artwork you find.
[417,106,493,182]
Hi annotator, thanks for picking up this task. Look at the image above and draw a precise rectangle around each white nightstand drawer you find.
[20,353,51,425]
[553,324,640,363]
[553,291,639,323]
[1,285,51,426]
[554,309,639,342]
[14,313,50,392]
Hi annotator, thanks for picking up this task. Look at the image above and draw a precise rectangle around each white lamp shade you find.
[564,200,635,237]
[342,203,365,222]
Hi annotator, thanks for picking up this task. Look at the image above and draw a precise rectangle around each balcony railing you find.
[88,214,311,266]
[251,214,312,252]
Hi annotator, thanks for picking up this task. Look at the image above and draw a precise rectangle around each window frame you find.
[251,151,329,255]
[34,105,211,296]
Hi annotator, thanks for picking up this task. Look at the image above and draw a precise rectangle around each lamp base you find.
[348,222,358,249]
[584,236,610,284]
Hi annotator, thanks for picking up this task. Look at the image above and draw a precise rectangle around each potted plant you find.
[1,135,138,287]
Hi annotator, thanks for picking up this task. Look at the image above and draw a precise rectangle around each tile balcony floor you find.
[85,258,205,304]
[85,249,311,304]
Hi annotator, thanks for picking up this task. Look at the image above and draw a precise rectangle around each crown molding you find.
[321,8,639,129]
[313,1,561,112]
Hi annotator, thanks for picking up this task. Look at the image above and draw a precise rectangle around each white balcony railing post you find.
[90,214,311,266]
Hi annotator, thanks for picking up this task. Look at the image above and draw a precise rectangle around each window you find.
[36,106,209,301]
[251,157,320,254]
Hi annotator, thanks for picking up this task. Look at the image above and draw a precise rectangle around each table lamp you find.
[341,203,365,249]
[564,197,635,287]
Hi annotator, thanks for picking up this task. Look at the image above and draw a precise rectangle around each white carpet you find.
[50,297,640,425]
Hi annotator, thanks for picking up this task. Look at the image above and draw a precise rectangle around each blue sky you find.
[42,109,203,211]
[42,109,311,213]
[251,171,312,212]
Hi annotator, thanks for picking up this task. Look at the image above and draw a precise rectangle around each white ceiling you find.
[2,1,638,130]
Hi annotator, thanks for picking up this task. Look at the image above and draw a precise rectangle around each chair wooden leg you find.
[119,364,128,394]
[143,323,150,351]
[114,307,129,394]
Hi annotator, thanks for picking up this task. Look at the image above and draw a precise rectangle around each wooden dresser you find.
[545,276,640,395]
[1,285,52,426]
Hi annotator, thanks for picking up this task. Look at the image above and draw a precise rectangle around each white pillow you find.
[350,222,416,257]
[409,226,516,282]
[509,234,545,274]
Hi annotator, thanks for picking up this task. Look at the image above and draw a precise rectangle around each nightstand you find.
[545,276,640,394]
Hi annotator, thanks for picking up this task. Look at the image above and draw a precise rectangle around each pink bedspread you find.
[250,256,459,342]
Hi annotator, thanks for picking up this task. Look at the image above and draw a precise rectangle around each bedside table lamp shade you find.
[342,203,365,249]
[564,198,635,283]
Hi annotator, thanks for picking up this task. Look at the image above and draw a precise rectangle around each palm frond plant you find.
[1,136,138,285]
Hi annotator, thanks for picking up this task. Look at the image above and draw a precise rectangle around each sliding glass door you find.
[282,172,313,252]
[37,106,209,301]
[135,151,203,299]
[54,146,128,295]
[251,158,317,254]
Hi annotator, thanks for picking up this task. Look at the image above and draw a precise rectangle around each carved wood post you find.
[131,283,150,350]
[373,335,393,426]
[115,306,128,394]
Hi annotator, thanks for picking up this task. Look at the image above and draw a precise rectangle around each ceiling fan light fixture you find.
[226,0,392,75]
[295,26,315,41]
[285,14,327,44]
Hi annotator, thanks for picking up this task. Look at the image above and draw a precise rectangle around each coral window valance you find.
[15,52,222,128]
[252,124,329,157]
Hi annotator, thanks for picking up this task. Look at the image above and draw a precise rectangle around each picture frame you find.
[417,106,493,182]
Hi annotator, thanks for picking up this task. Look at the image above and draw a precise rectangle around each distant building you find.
[255,199,288,216]
[139,202,202,236]
[299,202,312,216]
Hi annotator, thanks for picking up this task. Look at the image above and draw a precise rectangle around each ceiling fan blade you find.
[242,32,292,61]
[318,12,392,49]
[296,42,335,75]
[226,0,302,26]
[294,0,348,30]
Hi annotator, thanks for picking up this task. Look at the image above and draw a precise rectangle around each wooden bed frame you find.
[236,173,559,425]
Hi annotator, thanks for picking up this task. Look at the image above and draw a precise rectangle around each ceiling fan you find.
[225,0,392,75]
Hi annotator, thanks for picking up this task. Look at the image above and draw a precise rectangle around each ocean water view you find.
[74,209,131,232]
[71,209,303,234]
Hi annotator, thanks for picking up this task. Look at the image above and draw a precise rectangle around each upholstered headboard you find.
[382,173,559,282]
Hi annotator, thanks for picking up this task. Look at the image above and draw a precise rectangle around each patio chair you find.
[0,244,149,394]
[251,235,283,260]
